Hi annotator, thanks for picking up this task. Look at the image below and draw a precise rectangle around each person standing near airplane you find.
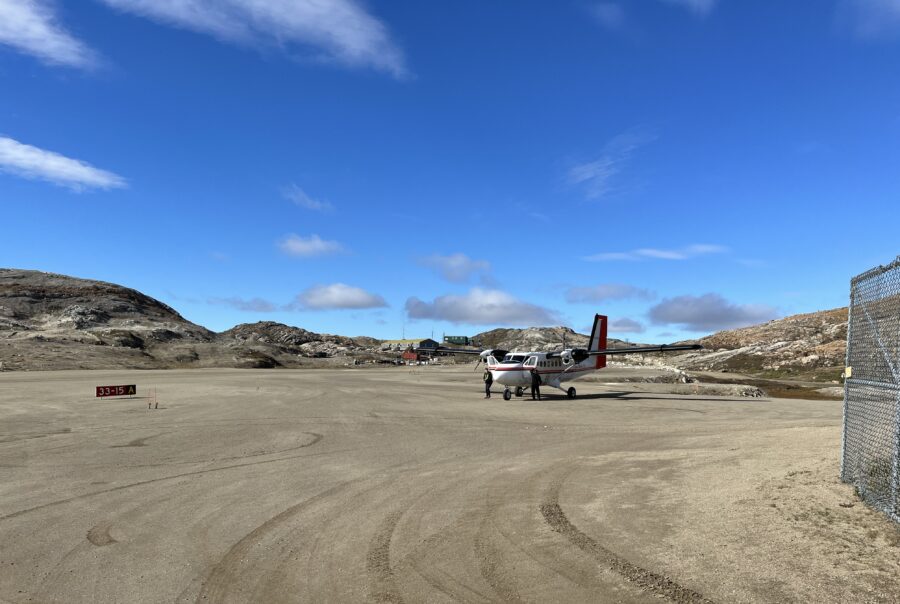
[483,368,493,399]
[531,368,542,400]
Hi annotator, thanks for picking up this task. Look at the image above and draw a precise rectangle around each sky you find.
[2,0,900,341]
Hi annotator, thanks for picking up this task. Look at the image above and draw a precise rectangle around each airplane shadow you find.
[517,391,760,404]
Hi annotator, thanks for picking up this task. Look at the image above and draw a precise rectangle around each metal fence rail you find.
[842,256,900,519]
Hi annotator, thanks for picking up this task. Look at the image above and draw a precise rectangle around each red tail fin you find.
[588,314,607,369]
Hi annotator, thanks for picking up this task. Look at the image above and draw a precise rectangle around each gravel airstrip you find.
[1,366,898,603]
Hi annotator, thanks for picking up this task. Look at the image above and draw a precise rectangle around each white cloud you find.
[565,284,656,303]
[568,128,655,200]
[278,233,344,257]
[405,288,559,326]
[283,183,333,212]
[591,3,626,30]
[419,253,491,283]
[292,283,387,310]
[837,0,900,38]
[648,293,779,332]
[99,0,407,77]
[0,136,126,191]
[660,0,716,16]
[608,317,646,333]
[0,0,97,68]
[208,296,278,312]
[583,243,727,262]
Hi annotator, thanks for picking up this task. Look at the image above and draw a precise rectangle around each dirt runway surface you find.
[2,366,899,603]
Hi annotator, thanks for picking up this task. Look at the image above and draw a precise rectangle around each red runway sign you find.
[96,384,136,398]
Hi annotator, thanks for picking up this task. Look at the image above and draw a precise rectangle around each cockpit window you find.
[501,354,527,364]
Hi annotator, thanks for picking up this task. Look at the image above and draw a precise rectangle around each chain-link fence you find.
[841,256,900,519]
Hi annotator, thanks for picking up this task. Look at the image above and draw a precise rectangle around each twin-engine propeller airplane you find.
[417,314,702,400]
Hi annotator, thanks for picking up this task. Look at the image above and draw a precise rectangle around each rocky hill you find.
[661,308,848,380]
[473,326,633,352]
[220,321,378,361]
[475,309,849,383]
[0,269,851,378]
[0,269,382,371]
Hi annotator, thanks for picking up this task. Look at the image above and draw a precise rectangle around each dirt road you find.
[1,367,897,603]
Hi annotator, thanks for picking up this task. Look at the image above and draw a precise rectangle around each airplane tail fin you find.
[588,314,608,369]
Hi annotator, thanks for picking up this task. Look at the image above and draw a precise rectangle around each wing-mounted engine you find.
[480,349,508,367]
[555,348,590,366]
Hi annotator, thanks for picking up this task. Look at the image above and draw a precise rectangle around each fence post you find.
[841,282,855,482]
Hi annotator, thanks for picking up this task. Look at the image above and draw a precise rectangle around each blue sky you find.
[2,0,900,341]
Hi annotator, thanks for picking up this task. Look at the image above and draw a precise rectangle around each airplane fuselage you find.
[487,351,602,390]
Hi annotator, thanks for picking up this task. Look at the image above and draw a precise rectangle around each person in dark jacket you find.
[531,368,542,400]
[483,368,493,398]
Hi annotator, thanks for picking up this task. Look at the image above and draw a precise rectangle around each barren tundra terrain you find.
[1,366,897,603]
[0,270,849,388]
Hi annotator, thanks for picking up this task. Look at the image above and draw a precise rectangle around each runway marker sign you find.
[96,384,136,398]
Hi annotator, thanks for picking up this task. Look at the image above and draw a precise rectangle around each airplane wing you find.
[413,346,485,356]
[546,343,702,362]
[417,347,482,355]
[587,344,702,355]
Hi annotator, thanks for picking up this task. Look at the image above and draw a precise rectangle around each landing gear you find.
[567,387,577,399]
[515,386,524,397]
[503,388,512,401]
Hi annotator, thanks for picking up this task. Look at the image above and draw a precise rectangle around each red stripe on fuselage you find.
[489,365,597,375]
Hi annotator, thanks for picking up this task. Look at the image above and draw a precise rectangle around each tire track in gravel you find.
[473,492,524,603]
[470,462,613,597]
[540,468,714,604]
[0,433,328,522]
[110,433,163,448]
[1,432,326,469]
[194,480,353,603]
[366,510,405,603]
[192,453,452,603]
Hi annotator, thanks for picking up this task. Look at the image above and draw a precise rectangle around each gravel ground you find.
[0,366,897,603]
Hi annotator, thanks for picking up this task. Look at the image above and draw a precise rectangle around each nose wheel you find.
[503,388,512,401]
[567,387,576,399]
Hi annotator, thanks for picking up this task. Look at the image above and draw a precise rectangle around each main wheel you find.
[567,387,576,399]
[515,386,524,397]
[503,389,512,401]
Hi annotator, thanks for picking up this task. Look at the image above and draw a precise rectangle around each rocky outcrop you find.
[473,325,633,353]
[0,268,851,378]
[219,321,374,358]
[0,269,383,371]
[659,308,848,379]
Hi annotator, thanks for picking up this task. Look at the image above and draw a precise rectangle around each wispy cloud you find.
[99,0,408,77]
[590,3,626,30]
[419,253,491,283]
[567,128,655,200]
[291,283,387,310]
[608,317,646,333]
[583,244,727,262]
[406,288,559,326]
[283,183,333,212]
[208,296,278,312]
[0,136,126,191]
[0,0,97,68]
[565,284,656,303]
[836,0,900,39]
[660,0,717,17]
[648,293,778,332]
[278,234,345,257]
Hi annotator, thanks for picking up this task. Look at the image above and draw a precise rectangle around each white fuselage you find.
[487,351,601,390]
